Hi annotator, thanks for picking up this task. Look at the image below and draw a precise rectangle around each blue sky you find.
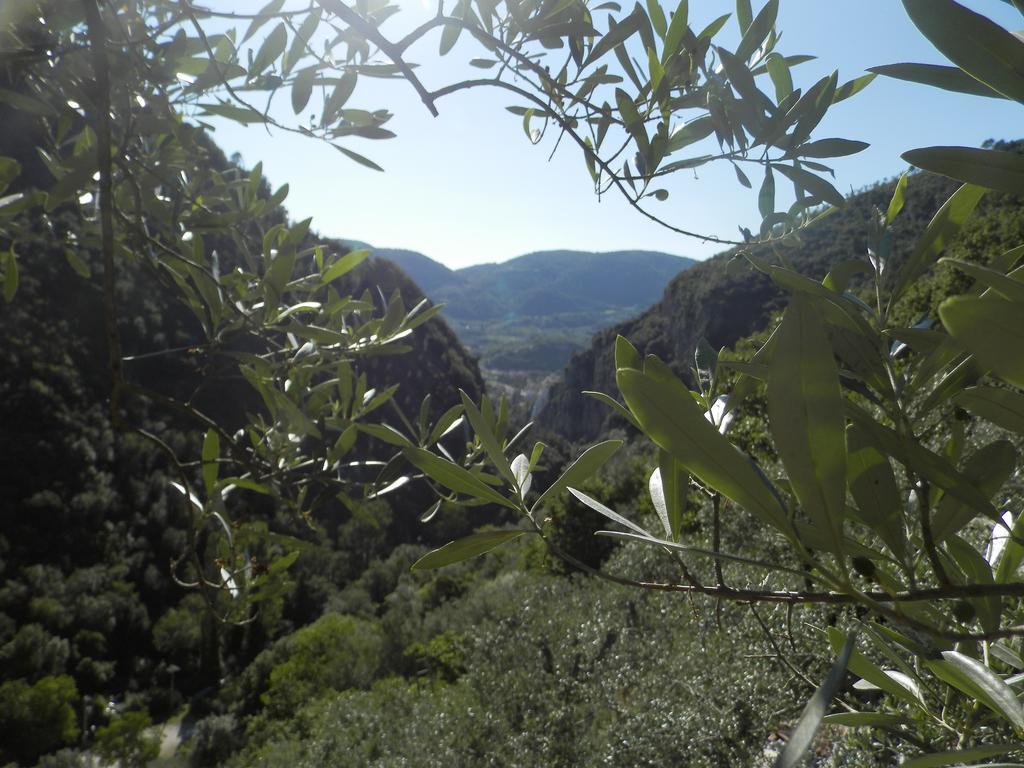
[207,1,1024,268]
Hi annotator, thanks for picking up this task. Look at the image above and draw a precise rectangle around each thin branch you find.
[313,0,440,117]
[81,0,124,427]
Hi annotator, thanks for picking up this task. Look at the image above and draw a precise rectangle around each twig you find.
[81,0,124,427]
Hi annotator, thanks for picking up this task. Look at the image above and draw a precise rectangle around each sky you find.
[205,1,1024,269]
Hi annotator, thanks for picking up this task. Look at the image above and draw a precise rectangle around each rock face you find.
[536,173,965,443]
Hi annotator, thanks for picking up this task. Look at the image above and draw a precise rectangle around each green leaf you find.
[773,163,845,207]
[847,403,998,521]
[243,0,285,42]
[251,22,288,76]
[202,428,220,495]
[886,171,910,224]
[291,66,316,113]
[615,334,642,370]
[926,651,1024,733]
[332,144,383,172]
[891,183,986,302]
[582,391,641,429]
[792,138,869,159]
[941,294,1024,388]
[439,17,462,56]
[586,8,645,67]
[957,387,1024,435]
[997,510,1024,583]
[903,0,1024,102]
[411,529,528,570]
[569,488,651,536]
[531,440,622,516]
[902,745,1021,768]
[763,52,793,101]
[758,165,775,217]
[946,534,1001,634]
[822,258,871,293]
[0,157,22,193]
[821,712,906,728]
[869,63,1005,98]
[662,0,690,62]
[403,448,519,510]
[940,258,1024,302]
[358,423,412,447]
[832,73,876,103]
[646,0,667,39]
[460,390,516,487]
[319,249,369,286]
[199,102,268,124]
[775,631,855,768]
[426,404,464,446]
[65,250,91,278]
[650,450,687,541]
[735,0,778,63]
[846,424,905,560]
[617,367,790,535]
[322,72,357,125]
[736,0,753,34]
[904,146,1024,193]
[827,627,925,708]
[768,296,847,560]
[2,248,17,303]
[932,440,1017,542]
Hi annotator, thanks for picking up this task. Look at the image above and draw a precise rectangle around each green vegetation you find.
[376,247,695,376]
[2,0,1024,766]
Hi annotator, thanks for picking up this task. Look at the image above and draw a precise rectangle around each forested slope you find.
[537,162,1024,441]
[0,128,484,764]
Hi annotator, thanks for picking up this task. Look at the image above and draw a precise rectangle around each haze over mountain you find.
[361,247,696,372]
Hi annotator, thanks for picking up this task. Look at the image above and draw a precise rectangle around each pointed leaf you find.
[202,428,220,495]
[460,390,516,487]
[736,0,778,63]
[941,295,1024,388]
[903,0,1024,102]
[870,62,1005,98]
[403,448,519,510]
[531,440,622,515]
[617,367,790,534]
[905,146,1024,193]
[768,296,847,560]
[775,632,855,768]
[892,183,986,302]
[926,651,1024,732]
[954,387,1024,436]
[411,529,528,570]
[847,424,905,560]
[902,745,1021,768]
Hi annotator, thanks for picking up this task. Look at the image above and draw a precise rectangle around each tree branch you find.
[81,0,124,427]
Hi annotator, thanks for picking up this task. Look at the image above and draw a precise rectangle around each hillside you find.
[0,127,486,758]
[371,247,695,372]
[536,168,1024,442]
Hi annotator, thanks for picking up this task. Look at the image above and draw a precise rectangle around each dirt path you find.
[157,721,182,758]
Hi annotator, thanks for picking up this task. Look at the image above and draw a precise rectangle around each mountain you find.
[535,168,1024,442]
[370,247,695,372]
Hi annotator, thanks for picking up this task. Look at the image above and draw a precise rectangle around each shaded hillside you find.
[536,169,1023,442]
[375,248,695,372]
[0,126,484,748]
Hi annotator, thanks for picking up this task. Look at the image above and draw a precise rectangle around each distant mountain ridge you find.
[373,248,694,321]
[363,247,696,372]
